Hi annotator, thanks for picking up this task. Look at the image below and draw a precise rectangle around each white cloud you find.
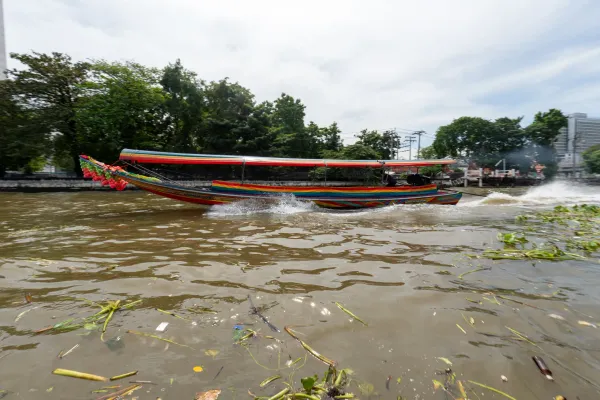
[5,0,600,153]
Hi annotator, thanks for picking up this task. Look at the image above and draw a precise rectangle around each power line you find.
[412,131,425,159]
[403,136,417,160]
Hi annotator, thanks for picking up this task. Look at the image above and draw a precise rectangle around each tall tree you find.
[525,109,568,146]
[582,144,600,174]
[271,93,311,157]
[75,60,167,162]
[524,109,568,178]
[202,78,255,154]
[0,79,50,176]
[8,52,91,175]
[160,59,205,152]
[433,116,527,168]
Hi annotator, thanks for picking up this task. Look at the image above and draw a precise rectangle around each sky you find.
[4,0,600,154]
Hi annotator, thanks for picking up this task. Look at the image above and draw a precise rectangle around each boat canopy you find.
[119,149,456,168]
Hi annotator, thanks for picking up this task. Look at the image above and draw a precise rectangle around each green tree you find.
[419,145,438,159]
[271,93,312,157]
[75,60,167,162]
[524,109,567,178]
[525,109,568,146]
[432,116,527,168]
[0,79,50,176]
[355,129,401,160]
[582,144,600,174]
[202,78,256,154]
[160,59,205,152]
[8,52,92,176]
[231,100,277,156]
[319,122,343,154]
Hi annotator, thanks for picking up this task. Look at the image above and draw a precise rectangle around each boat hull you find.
[79,155,462,210]
[117,174,462,210]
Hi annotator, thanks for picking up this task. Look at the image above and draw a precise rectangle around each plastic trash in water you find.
[156,322,169,332]
[232,324,245,341]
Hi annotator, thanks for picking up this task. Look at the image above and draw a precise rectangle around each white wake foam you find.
[460,181,600,208]
[206,194,316,217]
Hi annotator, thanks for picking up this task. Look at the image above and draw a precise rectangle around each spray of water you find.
[206,181,600,217]
[206,194,316,217]
[460,181,600,208]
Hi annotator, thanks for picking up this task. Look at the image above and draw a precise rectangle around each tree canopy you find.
[431,110,567,177]
[1,51,570,180]
[582,144,600,174]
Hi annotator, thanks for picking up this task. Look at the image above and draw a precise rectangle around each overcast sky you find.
[5,0,600,151]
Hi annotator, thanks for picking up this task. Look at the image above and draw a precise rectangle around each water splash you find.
[460,181,600,208]
[206,194,315,217]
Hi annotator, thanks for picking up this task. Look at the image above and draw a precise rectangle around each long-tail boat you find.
[79,149,462,210]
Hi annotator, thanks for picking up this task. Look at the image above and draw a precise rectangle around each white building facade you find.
[556,113,600,177]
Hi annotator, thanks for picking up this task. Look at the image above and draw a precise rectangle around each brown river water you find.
[1,182,600,400]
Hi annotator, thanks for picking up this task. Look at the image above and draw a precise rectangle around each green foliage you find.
[525,108,568,146]
[5,50,567,182]
[8,51,92,176]
[432,110,566,177]
[582,144,600,174]
[482,204,600,262]
[0,79,51,176]
[354,129,400,159]
[301,375,318,394]
[419,145,438,159]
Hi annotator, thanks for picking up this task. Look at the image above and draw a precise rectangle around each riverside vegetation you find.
[0,51,575,180]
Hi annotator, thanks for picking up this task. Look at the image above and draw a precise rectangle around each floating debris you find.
[58,344,79,359]
[260,375,281,387]
[95,384,141,400]
[284,325,336,368]
[127,330,194,349]
[532,356,554,381]
[52,368,108,382]
[437,357,452,366]
[213,366,224,380]
[156,322,169,332]
[195,389,221,400]
[548,314,566,321]
[456,324,466,335]
[334,302,368,326]
[458,266,487,280]
[247,295,279,332]
[156,308,192,322]
[110,371,138,381]
[501,375,508,382]
[15,306,39,323]
[205,349,219,359]
[578,320,597,328]
[193,366,204,372]
[467,380,517,400]
[506,326,539,348]
[36,299,141,338]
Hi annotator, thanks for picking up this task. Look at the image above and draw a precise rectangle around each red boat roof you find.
[119,149,456,168]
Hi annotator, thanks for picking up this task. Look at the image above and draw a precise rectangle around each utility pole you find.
[412,130,425,159]
[404,136,417,160]
[572,131,584,178]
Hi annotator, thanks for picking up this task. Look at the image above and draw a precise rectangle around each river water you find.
[1,182,600,400]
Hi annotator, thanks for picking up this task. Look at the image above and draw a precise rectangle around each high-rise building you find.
[556,113,600,176]
[0,0,6,79]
